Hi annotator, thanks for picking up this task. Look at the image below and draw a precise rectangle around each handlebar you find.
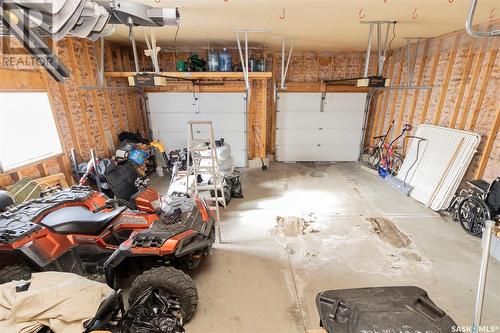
[92,198,136,213]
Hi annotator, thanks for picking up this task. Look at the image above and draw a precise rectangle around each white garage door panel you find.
[276,92,366,162]
[277,93,322,112]
[276,129,362,146]
[277,145,360,161]
[164,132,243,151]
[192,114,245,132]
[278,111,364,129]
[147,93,194,113]
[198,93,246,113]
[323,93,367,113]
[147,92,246,167]
[149,113,192,132]
[150,113,244,134]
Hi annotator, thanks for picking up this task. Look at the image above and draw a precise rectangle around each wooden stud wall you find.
[365,19,500,182]
[0,39,144,188]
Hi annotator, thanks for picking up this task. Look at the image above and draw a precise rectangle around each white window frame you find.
[0,92,63,172]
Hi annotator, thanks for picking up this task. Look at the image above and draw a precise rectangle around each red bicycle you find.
[378,124,412,177]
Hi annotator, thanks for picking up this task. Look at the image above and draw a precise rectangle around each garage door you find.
[147,92,247,167]
[276,92,367,161]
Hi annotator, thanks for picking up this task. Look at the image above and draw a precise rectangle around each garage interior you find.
[0,0,499,332]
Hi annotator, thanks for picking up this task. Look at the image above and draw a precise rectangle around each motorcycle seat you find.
[40,206,126,235]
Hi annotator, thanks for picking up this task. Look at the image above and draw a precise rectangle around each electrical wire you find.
[173,24,180,63]
[382,22,397,74]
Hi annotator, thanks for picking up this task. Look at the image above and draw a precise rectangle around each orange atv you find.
[0,182,215,322]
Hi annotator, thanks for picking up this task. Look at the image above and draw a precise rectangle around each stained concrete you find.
[151,162,500,332]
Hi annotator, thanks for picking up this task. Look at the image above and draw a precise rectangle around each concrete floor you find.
[153,162,500,332]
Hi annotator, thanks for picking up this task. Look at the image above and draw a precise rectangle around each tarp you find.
[0,271,113,333]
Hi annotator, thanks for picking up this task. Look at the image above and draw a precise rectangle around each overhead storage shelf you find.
[104,72,272,79]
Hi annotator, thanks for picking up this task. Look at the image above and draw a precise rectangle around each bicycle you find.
[362,120,394,169]
[378,123,412,177]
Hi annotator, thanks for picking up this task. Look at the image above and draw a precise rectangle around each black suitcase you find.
[316,286,458,333]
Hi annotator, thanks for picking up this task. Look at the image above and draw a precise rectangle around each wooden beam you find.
[458,37,489,130]
[81,40,110,155]
[467,41,498,131]
[449,39,476,128]
[368,91,384,145]
[433,34,461,125]
[0,69,46,91]
[94,41,117,142]
[56,155,74,186]
[120,49,140,133]
[115,47,136,132]
[66,39,95,150]
[475,105,500,179]
[419,39,443,124]
[260,79,268,158]
[388,49,406,140]
[57,84,81,153]
[105,44,126,132]
[374,60,396,138]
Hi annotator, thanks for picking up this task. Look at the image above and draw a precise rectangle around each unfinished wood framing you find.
[365,20,500,182]
[0,39,144,188]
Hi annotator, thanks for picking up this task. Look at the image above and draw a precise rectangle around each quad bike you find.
[0,182,215,322]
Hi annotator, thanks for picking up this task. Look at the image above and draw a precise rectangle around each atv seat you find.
[40,206,126,235]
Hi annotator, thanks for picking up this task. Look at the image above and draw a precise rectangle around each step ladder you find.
[186,121,226,242]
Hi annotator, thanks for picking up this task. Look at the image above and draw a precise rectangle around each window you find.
[0,92,62,171]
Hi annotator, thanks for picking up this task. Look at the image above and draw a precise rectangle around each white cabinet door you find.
[147,92,247,167]
[276,92,366,162]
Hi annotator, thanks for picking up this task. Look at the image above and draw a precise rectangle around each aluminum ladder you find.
[186,121,226,242]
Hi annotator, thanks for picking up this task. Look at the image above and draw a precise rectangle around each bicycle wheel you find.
[362,147,380,168]
[389,154,403,176]
[368,147,381,167]
[457,196,489,237]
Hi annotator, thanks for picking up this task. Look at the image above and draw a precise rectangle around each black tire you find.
[0,264,33,284]
[457,196,489,237]
[389,154,403,176]
[128,266,198,322]
[362,147,380,168]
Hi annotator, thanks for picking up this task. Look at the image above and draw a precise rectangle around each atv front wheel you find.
[128,266,198,322]
[0,264,33,284]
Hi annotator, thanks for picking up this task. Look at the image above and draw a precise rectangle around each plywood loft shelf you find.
[104,72,272,79]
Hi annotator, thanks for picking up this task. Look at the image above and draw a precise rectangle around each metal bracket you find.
[234,29,271,91]
[403,37,430,87]
[127,17,140,73]
[280,38,295,90]
[143,28,161,73]
[320,91,326,112]
[360,20,397,77]
[466,0,500,37]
